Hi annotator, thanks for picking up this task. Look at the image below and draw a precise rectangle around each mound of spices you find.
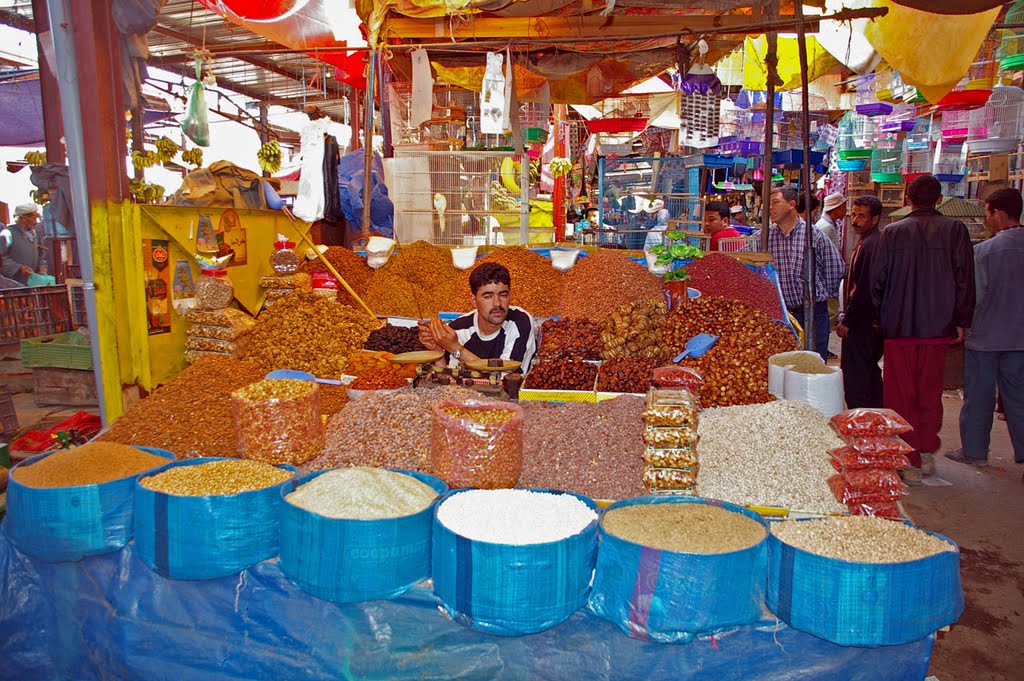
[12,442,169,488]
[298,246,374,309]
[350,366,408,390]
[448,247,562,318]
[240,291,379,377]
[683,253,783,320]
[100,356,266,459]
[602,503,765,554]
[285,467,438,520]
[365,241,459,317]
[560,250,662,322]
[664,296,799,407]
[140,459,293,496]
[537,319,603,361]
[363,324,425,354]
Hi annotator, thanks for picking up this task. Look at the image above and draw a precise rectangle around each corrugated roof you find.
[889,197,987,218]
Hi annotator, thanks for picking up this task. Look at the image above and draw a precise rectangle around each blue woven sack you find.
[767,521,964,646]
[279,469,447,603]
[4,446,174,562]
[133,457,295,580]
[431,488,599,636]
[588,496,768,643]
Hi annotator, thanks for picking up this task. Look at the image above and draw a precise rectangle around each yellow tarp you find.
[743,35,839,91]
[860,0,1000,104]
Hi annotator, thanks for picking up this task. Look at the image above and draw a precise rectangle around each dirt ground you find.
[905,393,1024,680]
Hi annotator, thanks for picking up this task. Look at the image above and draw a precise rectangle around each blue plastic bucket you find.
[279,469,447,603]
[5,445,175,562]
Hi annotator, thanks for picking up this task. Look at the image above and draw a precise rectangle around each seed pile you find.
[231,379,324,466]
[683,254,783,320]
[299,246,374,309]
[600,297,667,361]
[318,384,349,416]
[285,467,438,519]
[240,291,379,377]
[524,358,598,391]
[665,296,800,407]
[448,247,562,318]
[602,503,765,554]
[140,459,293,496]
[363,325,425,354]
[771,515,956,563]
[436,489,597,545]
[769,351,828,373]
[596,357,659,393]
[101,356,266,458]
[560,250,663,322]
[12,442,169,488]
[537,319,603,361]
[697,400,846,514]
[519,396,646,500]
[365,241,459,317]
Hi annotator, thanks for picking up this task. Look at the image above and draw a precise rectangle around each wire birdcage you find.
[967,85,1024,155]
[837,112,875,161]
[879,104,918,134]
[936,39,999,109]
[870,144,903,184]
[874,68,896,103]
[901,118,936,180]
[855,74,894,117]
[940,109,971,142]
[998,0,1024,71]
[933,140,967,183]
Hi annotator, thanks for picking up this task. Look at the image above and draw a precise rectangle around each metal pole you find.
[361,50,376,238]
[45,0,107,424]
[796,2,816,355]
[760,2,778,251]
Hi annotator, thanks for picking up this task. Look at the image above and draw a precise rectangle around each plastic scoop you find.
[672,333,719,362]
[265,369,343,386]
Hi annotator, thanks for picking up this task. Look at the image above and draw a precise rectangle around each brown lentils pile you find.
[365,241,460,317]
[298,246,374,309]
[537,319,603,361]
[559,250,663,322]
[12,442,169,488]
[664,295,800,407]
[240,291,380,377]
[100,356,266,459]
[448,247,563,318]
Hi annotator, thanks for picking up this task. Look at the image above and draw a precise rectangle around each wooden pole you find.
[796,2,816,354]
[760,1,779,251]
[361,50,376,238]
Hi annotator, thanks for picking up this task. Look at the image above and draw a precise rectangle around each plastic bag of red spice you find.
[829,448,911,471]
[848,501,903,520]
[828,474,907,505]
[652,365,705,394]
[841,467,904,492]
[839,435,914,456]
[830,408,913,438]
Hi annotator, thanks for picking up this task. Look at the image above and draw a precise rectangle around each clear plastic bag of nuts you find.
[642,388,699,428]
[430,399,524,489]
[643,467,698,494]
[642,445,699,469]
[642,426,700,448]
[231,378,324,466]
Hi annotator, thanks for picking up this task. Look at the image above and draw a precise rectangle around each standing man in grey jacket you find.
[0,203,48,285]
[948,188,1024,467]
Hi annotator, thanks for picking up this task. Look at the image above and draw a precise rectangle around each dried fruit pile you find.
[560,250,663,322]
[365,241,459,317]
[664,296,799,407]
[299,246,374,309]
[524,358,599,391]
[448,247,562,318]
[537,319,603,361]
[596,357,659,393]
[600,297,667,361]
[683,254,784,320]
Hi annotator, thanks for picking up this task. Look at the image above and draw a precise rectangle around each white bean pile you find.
[436,489,597,545]
[285,467,438,520]
[697,400,846,514]
[771,515,956,563]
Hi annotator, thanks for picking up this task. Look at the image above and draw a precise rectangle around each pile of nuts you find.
[139,459,293,496]
[560,250,663,322]
[600,297,667,361]
[431,401,524,489]
[684,253,784,320]
[231,379,324,466]
[239,291,379,377]
[259,271,312,307]
[100,356,267,458]
[664,296,799,407]
[299,246,374,309]
[448,247,563,318]
[365,241,460,317]
[596,357,659,394]
[537,319,603,361]
[641,389,701,494]
[363,324,425,354]
[350,366,409,390]
[523,358,598,391]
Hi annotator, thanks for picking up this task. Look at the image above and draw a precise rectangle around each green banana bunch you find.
[529,159,540,184]
[30,189,50,205]
[24,151,47,166]
[131,150,160,169]
[257,140,282,173]
[129,180,166,204]
[549,157,572,179]
[489,181,520,211]
[155,136,180,163]
[181,147,203,167]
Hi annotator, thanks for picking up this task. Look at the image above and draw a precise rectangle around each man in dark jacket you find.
[837,195,883,408]
[871,174,976,482]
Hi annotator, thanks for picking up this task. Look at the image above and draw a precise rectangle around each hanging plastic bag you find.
[181,55,210,147]
[480,52,506,136]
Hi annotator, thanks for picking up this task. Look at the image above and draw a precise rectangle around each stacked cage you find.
[967,86,1024,155]
[836,111,875,171]
[999,1,1024,71]
[854,74,894,117]
[900,118,935,182]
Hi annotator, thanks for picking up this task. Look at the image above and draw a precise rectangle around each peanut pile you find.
[560,250,663,322]
[240,291,379,378]
[299,246,374,309]
[664,296,799,407]
[448,247,562,318]
[365,241,459,317]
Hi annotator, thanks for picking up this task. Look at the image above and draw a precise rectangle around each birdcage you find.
[932,140,967,183]
[966,85,1024,155]
[874,68,897,103]
[837,111,875,161]
[855,74,894,117]
[889,70,927,105]
[870,140,904,184]
[878,104,918,134]
[718,100,764,155]
[901,118,936,180]
[936,40,998,109]
[940,109,971,142]
[999,1,1024,71]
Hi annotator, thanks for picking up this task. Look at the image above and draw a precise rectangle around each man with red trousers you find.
[871,174,976,483]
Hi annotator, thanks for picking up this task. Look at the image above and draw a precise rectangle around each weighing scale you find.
[389,351,522,399]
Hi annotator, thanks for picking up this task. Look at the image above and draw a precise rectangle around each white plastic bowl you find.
[550,248,581,272]
[451,246,479,270]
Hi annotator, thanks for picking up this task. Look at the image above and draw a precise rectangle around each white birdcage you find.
[901,118,936,179]
[933,140,967,182]
[878,104,917,135]
[837,111,875,161]
[999,0,1024,71]
[855,74,893,117]
[940,109,971,142]
[967,86,1024,154]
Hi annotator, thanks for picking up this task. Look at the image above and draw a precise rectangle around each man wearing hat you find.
[816,192,846,253]
[729,203,748,226]
[642,198,670,252]
[0,204,49,286]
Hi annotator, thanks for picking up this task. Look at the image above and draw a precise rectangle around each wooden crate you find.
[33,367,98,407]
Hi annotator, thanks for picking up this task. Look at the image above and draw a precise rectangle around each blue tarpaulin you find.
[0,526,934,681]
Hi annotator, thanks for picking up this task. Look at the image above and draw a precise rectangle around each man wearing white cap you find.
[816,192,846,254]
[0,204,48,286]
[642,198,670,252]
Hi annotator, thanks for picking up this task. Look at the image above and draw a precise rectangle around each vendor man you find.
[418,261,537,373]
[704,201,741,251]
[0,204,48,285]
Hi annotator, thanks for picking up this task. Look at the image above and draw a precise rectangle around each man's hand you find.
[417,320,440,351]
[18,265,32,277]
[836,323,850,340]
[953,326,967,344]
[429,317,459,353]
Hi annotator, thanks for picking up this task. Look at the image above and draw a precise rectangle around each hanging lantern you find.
[679,40,722,149]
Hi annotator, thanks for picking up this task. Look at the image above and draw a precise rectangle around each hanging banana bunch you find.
[131,150,160,169]
[129,179,166,204]
[30,189,50,206]
[256,139,282,173]
[154,136,181,163]
[181,147,203,168]
[24,151,47,166]
[549,157,573,178]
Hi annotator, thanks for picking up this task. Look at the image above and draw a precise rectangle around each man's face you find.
[769,193,795,223]
[472,281,510,327]
[17,212,39,230]
[586,211,599,227]
[831,203,847,221]
[850,205,879,235]
[704,211,727,235]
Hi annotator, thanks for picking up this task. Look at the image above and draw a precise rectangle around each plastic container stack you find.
[641,388,701,495]
[184,306,255,364]
[826,408,913,519]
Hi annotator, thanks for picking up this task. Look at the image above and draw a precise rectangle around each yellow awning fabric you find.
[860,0,1000,104]
[743,35,839,91]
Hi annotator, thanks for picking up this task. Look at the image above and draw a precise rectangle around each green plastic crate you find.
[20,331,93,370]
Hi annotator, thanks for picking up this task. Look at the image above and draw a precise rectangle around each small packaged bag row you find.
[643,467,698,493]
[642,445,699,469]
